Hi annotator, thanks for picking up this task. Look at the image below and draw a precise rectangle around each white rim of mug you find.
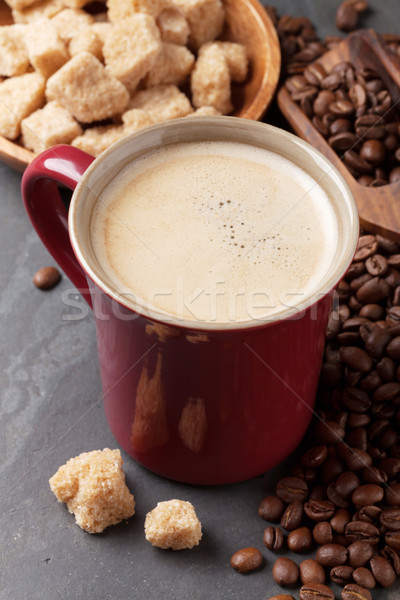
[69,116,360,332]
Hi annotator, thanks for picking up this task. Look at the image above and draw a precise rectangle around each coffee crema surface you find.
[90,141,339,324]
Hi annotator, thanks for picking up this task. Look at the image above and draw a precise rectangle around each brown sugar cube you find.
[128,84,193,121]
[211,41,248,82]
[0,72,45,139]
[71,123,126,156]
[90,21,113,43]
[191,43,232,114]
[21,101,82,153]
[143,42,194,87]
[51,8,94,45]
[156,8,189,45]
[144,499,202,549]
[0,25,29,77]
[121,107,154,132]
[12,0,66,24]
[107,0,165,22]
[103,15,162,92]
[46,51,129,123]
[189,106,221,116]
[24,19,69,78]
[69,27,103,61]
[172,0,225,50]
[5,0,39,9]
[49,448,135,534]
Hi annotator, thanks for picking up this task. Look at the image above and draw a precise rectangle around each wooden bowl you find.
[0,0,280,172]
[278,29,400,241]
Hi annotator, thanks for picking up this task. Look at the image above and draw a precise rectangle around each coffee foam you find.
[90,141,339,323]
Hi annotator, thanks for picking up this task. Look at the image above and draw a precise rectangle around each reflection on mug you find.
[178,397,207,453]
[131,351,169,453]
[145,322,181,343]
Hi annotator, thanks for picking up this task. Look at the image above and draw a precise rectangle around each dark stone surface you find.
[1,2,400,599]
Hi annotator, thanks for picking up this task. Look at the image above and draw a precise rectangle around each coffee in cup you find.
[89,139,340,325]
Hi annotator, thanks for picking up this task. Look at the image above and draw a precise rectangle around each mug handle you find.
[21,145,95,307]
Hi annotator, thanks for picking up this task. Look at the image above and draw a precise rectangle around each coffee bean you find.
[385,531,400,552]
[379,457,400,478]
[380,507,400,531]
[335,472,360,498]
[352,567,376,589]
[364,326,392,359]
[272,557,299,586]
[329,132,358,152]
[299,582,334,600]
[344,150,373,176]
[386,306,400,327]
[340,387,371,413]
[301,445,328,469]
[381,545,400,575]
[313,90,336,116]
[304,63,327,86]
[230,547,263,573]
[345,426,367,451]
[341,583,372,600]
[330,100,355,117]
[287,527,312,553]
[386,336,400,360]
[385,483,400,506]
[351,484,384,506]
[369,555,396,587]
[373,382,400,403]
[33,266,61,290]
[361,466,387,485]
[347,541,374,567]
[360,140,386,165]
[321,72,343,91]
[276,477,308,503]
[331,509,351,534]
[267,596,295,600]
[327,482,349,508]
[313,521,333,545]
[259,495,285,522]
[358,504,382,523]
[336,0,367,32]
[340,347,373,372]
[300,559,326,584]
[359,303,385,321]
[313,420,345,444]
[315,543,348,566]
[345,521,380,544]
[280,501,304,531]
[263,526,285,551]
[356,277,390,304]
[304,499,335,522]
[330,565,354,585]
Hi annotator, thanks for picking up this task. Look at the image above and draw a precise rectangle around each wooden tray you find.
[278,29,400,241]
[0,0,281,172]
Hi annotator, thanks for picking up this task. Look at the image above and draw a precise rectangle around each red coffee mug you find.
[21,117,359,484]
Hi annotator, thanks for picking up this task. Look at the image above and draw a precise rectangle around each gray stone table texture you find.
[1,1,400,599]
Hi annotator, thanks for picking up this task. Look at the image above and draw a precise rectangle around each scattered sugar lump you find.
[144,499,202,550]
[49,448,135,534]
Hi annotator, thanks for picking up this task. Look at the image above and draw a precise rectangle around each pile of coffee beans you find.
[229,7,400,599]
[266,3,400,187]
[253,233,400,599]
[284,62,400,187]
